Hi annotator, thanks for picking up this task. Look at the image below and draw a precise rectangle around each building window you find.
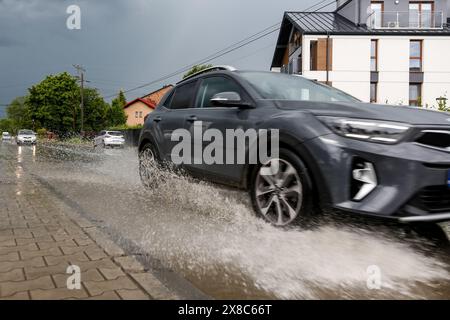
[410,40,422,71]
[309,39,332,71]
[370,1,384,28]
[409,2,434,28]
[139,111,143,118]
[370,83,377,103]
[135,111,139,118]
[409,83,422,106]
[310,40,318,71]
[370,40,378,72]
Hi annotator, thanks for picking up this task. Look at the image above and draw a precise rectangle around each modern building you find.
[271,0,450,107]
[123,85,173,126]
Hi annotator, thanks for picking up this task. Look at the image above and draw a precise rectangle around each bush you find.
[36,128,47,138]
[107,124,142,131]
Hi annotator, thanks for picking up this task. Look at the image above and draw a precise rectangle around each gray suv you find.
[139,66,450,227]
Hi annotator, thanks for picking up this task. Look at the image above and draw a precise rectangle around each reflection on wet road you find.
[1,142,449,299]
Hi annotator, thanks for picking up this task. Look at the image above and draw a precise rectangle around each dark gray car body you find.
[139,70,450,222]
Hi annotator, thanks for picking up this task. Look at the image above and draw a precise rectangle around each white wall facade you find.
[298,34,450,107]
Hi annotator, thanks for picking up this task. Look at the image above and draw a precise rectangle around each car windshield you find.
[239,72,359,103]
[107,131,122,136]
[18,130,34,135]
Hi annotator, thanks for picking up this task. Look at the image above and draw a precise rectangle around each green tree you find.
[183,64,213,79]
[27,72,79,133]
[0,118,13,133]
[6,96,32,133]
[82,88,110,131]
[108,90,127,127]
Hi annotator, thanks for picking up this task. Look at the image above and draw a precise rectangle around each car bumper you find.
[104,141,124,146]
[303,133,450,222]
[18,140,36,144]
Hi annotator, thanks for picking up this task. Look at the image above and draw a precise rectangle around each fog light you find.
[351,161,377,201]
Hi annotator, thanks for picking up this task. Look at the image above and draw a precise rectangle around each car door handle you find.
[153,116,162,122]
[187,115,198,122]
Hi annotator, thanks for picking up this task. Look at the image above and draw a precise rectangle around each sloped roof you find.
[271,11,450,68]
[285,11,450,35]
[123,98,156,110]
[286,11,366,34]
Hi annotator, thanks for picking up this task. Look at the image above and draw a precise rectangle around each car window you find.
[195,77,243,108]
[168,81,197,109]
[238,72,359,103]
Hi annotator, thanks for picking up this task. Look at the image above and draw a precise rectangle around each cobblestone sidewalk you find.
[0,157,177,300]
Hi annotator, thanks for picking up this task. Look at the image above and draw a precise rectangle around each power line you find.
[104,0,337,98]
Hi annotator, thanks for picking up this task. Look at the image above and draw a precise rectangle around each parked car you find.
[94,131,125,148]
[17,129,36,145]
[138,66,450,227]
[1,132,12,141]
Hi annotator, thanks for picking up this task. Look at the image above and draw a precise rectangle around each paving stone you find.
[75,258,117,271]
[0,243,38,255]
[0,269,25,282]
[130,273,178,300]
[0,252,20,262]
[20,247,62,260]
[84,276,137,296]
[16,236,54,245]
[116,289,150,300]
[37,239,76,250]
[86,291,121,300]
[99,267,127,280]
[0,257,45,273]
[85,248,108,261]
[45,252,89,266]
[30,288,89,300]
[52,269,104,288]
[60,244,97,255]
[1,291,30,300]
[0,154,176,301]
[114,256,145,272]
[25,262,70,280]
[0,275,54,297]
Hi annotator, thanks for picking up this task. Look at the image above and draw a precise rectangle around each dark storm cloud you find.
[0,0,329,111]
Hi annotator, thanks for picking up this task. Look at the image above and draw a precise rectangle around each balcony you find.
[367,11,444,30]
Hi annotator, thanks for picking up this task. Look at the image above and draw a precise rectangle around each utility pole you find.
[73,64,86,134]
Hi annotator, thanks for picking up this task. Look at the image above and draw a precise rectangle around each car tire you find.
[250,148,316,228]
[139,143,161,189]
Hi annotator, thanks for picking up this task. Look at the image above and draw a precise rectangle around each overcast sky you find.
[0,0,335,117]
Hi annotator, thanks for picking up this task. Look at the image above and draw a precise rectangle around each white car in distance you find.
[17,130,37,145]
[94,131,125,148]
[2,132,12,141]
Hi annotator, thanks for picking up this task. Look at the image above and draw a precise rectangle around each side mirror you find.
[210,92,253,108]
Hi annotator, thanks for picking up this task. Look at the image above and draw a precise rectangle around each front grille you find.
[416,186,450,213]
[416,130,450,151]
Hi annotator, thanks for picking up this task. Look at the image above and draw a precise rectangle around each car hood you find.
[273,100,450,126]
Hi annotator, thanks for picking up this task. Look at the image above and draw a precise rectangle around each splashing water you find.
[20,143,450,299]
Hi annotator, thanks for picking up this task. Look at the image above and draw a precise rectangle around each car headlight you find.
[318,117,411,144]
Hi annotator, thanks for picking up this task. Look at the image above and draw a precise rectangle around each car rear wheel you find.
[250,148,315,227]
[139,143,160,188]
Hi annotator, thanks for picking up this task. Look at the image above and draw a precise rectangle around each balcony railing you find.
[367,11,444,29]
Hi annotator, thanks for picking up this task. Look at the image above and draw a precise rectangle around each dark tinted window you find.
[169,81,197,109]
[196,77,243,108]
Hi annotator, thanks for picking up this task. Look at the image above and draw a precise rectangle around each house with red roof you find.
[123,85,173,126]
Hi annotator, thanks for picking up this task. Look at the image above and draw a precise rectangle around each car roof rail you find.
[177,65,237,84]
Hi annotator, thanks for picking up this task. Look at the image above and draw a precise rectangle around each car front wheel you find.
[139,143,160,189]
[250,148,315,227]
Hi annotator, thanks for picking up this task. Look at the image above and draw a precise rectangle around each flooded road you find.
[1,141,449,299]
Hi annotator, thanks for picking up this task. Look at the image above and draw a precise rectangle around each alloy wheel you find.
[254,159,303,226]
